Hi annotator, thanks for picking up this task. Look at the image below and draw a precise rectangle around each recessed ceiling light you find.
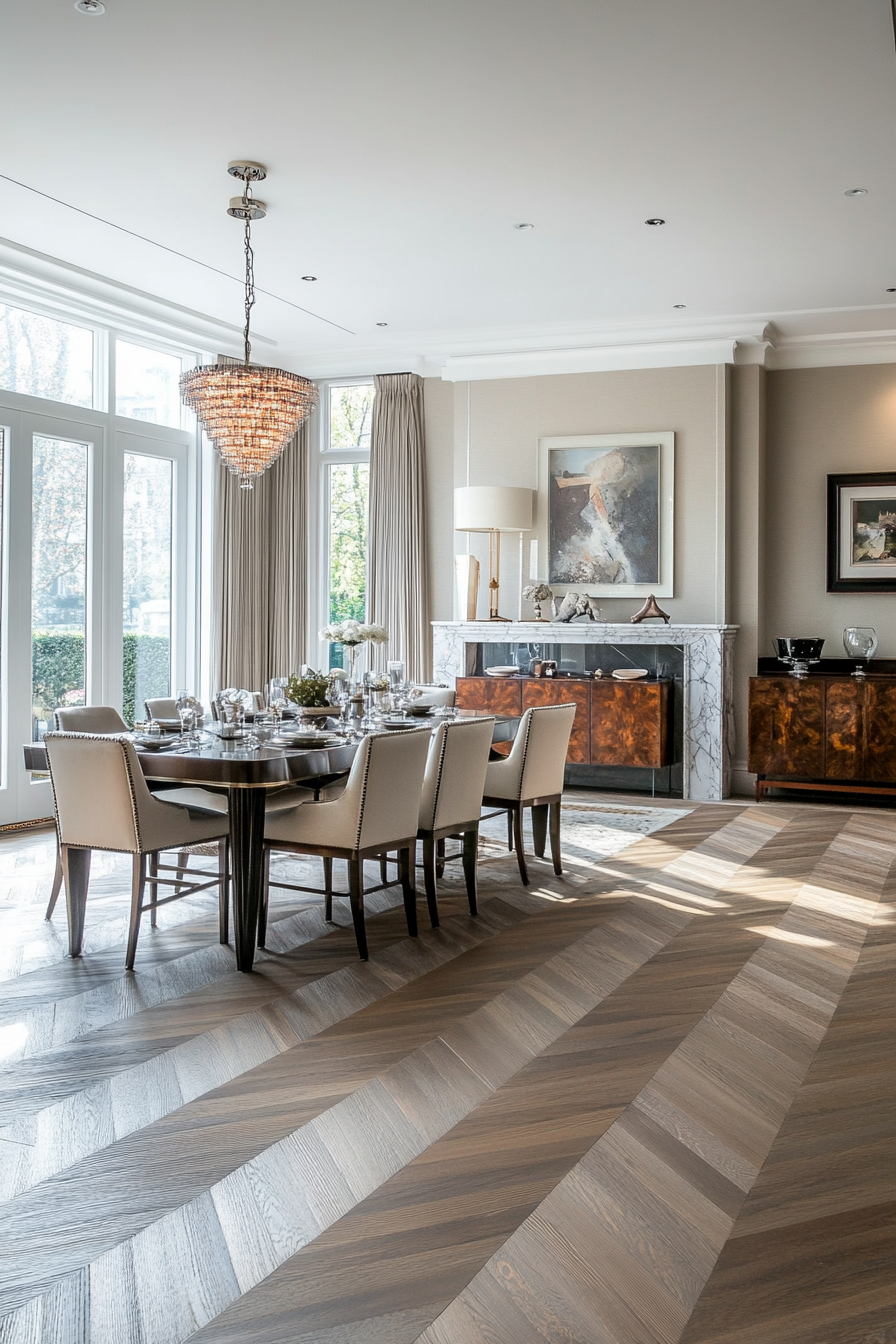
[844,187,868,197]
[513,223,534,230]
[74,0,105,12]
[645,217,665,226]
[673,303,686,309]
[376,322,388,327]
[301,275,317,282]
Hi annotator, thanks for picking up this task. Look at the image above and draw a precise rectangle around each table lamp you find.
[454,486,533,620]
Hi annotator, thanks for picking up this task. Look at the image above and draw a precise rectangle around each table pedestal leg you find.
[228,789,266,972]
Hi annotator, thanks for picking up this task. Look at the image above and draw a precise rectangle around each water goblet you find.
[178,705,194,739]
[843,627,878,677]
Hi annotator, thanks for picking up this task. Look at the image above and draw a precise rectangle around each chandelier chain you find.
[243,177,255,366]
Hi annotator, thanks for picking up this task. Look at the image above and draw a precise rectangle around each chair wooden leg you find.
[512,806,529,885]
[176,848,190,882]
[507,809,514,850]
[148,853,159,927]
[45,836,64,920]
[462,826,479,916]
[258,847,270,947]
[219,837,230,944]
[347,857,368,960]
[422,836,439,929]
[380,854,388,884]
[399,845,418,938]
[125,853,147,971]
[323,857,334,921]
[61,845,91,958]
[531,804,548,858]
[549,799,563,875]
[436,838,446,878]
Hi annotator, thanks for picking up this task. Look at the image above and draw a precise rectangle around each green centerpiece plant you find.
[285,670,331,707]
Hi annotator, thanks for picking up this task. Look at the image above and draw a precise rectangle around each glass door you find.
[0,413,102,824]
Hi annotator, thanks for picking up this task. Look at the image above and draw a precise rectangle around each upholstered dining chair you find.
[54,705,128,733]
[45,706,132,919]
[411,684,456,708]
[144,697,178,721]
[44,732,231,969]
[260,727,432,960]
[414,715,494,926]
[481,702,576,885]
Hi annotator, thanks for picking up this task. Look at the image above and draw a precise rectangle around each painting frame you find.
[536,432,674,598]
[827,471,896,593]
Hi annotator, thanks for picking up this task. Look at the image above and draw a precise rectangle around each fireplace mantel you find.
[431,621,737,801]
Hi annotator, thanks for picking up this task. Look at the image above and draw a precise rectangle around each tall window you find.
[30,435,89,738]
[116,339,183,427]
[122,453,173,724]
[0,303,93,407]
[323,381,373,668]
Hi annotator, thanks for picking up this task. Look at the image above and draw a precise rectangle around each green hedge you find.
[32,632,170,727]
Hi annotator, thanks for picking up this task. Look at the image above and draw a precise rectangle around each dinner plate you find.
[612,668,648,680]
[133,734,181,750]
[485,666,519,677]
[271,732,342,748]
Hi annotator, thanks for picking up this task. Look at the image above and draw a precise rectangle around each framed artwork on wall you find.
[535,432,674,598]
[827,471,896,593]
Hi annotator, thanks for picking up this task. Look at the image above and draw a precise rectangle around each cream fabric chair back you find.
[145,698,178,720]
[498,703,576,801]
[412,685,456,708]
[357,728,432,850]
[53,706,128,734]
[419,717,494,832]
[45,733,191,854]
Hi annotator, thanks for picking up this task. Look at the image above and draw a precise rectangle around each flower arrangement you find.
[319,620,388,684]
[285,669,331,707]
[318,620,388,647]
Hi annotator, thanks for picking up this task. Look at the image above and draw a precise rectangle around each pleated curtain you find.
[367,373,431,681]
[213,423,308,693]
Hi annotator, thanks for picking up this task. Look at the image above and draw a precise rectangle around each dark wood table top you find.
[23,711,518,789]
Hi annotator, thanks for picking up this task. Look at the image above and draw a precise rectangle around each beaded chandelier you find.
[180,162,318,490]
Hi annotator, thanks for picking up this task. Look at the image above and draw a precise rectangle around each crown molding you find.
[768,328,896,370]
[0,237,274,355]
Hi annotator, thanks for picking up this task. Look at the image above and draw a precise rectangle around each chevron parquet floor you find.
[0,796,893,1343]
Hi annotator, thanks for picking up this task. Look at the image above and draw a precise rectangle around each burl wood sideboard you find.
[456,676,672,770]
[748,674,896,800]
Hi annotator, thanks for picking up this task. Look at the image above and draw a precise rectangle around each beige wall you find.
[765,365,896,657]
[424,364,729,625]
[422,358,896,794]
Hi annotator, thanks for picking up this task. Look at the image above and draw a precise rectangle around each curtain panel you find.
[367,373,431,681]
[213,423,308,694]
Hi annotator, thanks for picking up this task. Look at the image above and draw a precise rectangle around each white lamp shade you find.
[454,485,532,532]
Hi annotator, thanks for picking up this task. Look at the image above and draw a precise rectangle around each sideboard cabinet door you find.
[591,680,671,768]
[863,681,896,782]
[521,679,591,762]
[748,677,825,778]
[455,677,522,716]
[824,679,864,780]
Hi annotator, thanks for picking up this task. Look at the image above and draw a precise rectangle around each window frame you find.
[308,377,374,670]
[0,294,205,824]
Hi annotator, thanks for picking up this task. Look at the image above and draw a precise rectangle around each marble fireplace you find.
[432,621,737,802]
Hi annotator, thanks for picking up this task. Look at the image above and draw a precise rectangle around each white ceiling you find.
[3,0,896,376]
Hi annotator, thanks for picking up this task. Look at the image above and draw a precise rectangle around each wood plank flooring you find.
[0,796,893,1343]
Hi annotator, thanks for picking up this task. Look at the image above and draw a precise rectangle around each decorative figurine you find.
[631,594,670,624]
[556,591,603,622]
[522,582,553,622]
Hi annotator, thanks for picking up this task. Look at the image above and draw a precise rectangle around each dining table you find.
[24,711,519,972]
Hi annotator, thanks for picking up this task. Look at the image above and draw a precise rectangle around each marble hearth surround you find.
[432,622,737,801]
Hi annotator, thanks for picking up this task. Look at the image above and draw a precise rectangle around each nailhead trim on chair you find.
[425,717,490,830]
[46,732,145,853]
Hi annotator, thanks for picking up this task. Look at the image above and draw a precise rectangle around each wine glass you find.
[843,627,878,677]
[178,705,195,739]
